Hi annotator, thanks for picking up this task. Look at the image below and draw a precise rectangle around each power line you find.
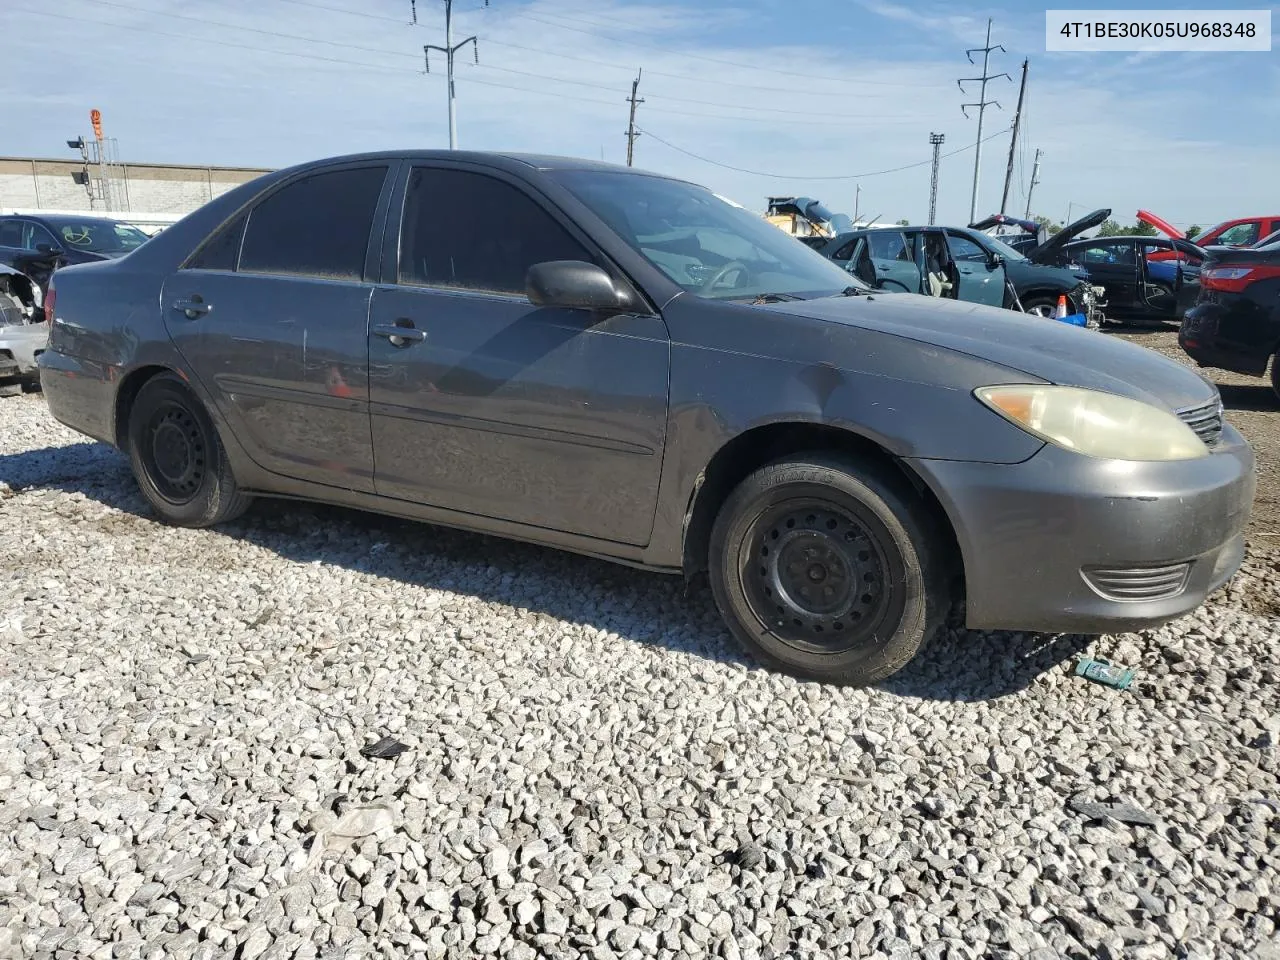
[505,10,949,89]
[72,0,937,126]
[636,124,1013,181]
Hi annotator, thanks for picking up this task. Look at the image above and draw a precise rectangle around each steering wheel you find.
[701,260,750,294]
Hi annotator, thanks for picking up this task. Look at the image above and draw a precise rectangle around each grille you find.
[1177,397,1224,447]
[1083,562,1191,602]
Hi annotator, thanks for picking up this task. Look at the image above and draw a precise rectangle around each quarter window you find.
[0,219,21,247]
[186,213,247,271]
[398,167,594,295]
[240,166,388,281]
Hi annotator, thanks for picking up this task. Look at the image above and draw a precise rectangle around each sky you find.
[2,0,1277,230]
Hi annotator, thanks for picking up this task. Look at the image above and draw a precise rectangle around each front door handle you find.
[172,296,211,319]
[372,320,426,346]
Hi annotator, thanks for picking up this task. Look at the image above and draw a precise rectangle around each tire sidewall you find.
[127,375,231,526]
[710,458,936,685]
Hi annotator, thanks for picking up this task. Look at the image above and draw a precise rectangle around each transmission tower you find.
[625,69,643,166]
[928,133,944,225]
[958,18,1010,224]
[417,0,488,149]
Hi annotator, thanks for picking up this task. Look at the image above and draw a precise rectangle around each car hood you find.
[769,293,1218,411]
[1025,208,1111,262]
[1137,209,1184,240]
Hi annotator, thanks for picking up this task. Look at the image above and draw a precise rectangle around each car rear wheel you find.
[126,373,252,527]
[708,455,950,687]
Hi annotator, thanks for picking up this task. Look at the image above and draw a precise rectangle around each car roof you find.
[275,149,688,182]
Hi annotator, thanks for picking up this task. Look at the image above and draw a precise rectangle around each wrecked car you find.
[0,263,46,396]
[1036,235,1207,325]
[813,214,1106,325]
[1142,210,1280,262]
[1179,231,1280,400]
[0,214,152,299]
[969,213,1049,256]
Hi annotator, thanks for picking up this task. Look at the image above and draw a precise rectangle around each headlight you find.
[975,384,1208,461]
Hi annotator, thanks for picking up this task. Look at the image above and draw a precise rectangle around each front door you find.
[944,230,1005,306]
[367,164,670,547]
[163,163,392,492]
[1078,241,1140,314]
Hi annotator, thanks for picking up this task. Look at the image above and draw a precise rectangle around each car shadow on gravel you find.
[1217,383,1279,413]
[2,441,1090,701]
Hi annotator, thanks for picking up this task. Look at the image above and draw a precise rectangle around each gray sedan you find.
[38,151,1254,686]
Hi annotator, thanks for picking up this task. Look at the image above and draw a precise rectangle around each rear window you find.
[240,166,387,281]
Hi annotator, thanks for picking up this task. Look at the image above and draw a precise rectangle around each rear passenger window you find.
[240,166,387,281]
[398,167,593,295]
[186,213,246,271]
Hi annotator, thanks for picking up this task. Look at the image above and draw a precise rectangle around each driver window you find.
[943,232,988,262]
[22,222,58,250]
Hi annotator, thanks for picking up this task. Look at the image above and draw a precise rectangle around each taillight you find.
[1201,263,1280,293]
[44,283,56,324]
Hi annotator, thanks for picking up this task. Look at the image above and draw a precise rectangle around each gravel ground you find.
[2,391,1279,960]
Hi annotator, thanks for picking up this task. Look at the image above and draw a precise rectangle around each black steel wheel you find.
[709,455,950,686]
[126,373,252,527]
[742,501,902,655]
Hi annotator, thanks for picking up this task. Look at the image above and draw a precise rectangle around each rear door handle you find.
[172,296,211,319]
[372,321,426,345]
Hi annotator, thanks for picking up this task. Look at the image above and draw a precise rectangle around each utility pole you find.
[1024,148,1042,219]
[928,132,945,225]
[958,18,1010,224]
[854,184,861,222]
[1000,58,1028,216]
[420,0,487,149]
[625,69,643,166]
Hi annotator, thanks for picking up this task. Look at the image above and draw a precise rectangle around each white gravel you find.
[1,391,1278,960]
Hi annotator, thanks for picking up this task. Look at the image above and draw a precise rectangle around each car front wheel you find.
[126,373,252,527]
[709,455,950,687]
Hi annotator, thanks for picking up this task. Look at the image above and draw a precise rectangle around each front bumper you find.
[908,424,1254,633]
[0,322,48,384]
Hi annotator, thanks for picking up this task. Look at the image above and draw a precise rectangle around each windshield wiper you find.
[739,292,804,304]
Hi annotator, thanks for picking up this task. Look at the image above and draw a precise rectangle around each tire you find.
[126,373,252,527]
[708,454,950,687]
[1021,295,1066,319]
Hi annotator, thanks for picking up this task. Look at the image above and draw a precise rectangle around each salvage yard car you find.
[813,215,1106,325]
[1179,231,1280,400]
[38,152,1255,686]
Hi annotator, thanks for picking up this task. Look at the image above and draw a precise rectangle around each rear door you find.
[162,162,394,492]
[865,230,922,293]
[366,163,670,546]
[943,230,1004,306]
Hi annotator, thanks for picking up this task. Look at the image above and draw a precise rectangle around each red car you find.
[1142,210,1280,261]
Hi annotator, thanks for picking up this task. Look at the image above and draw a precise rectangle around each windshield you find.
[551,170,868,299]
[46,219,150,255]
[984,235,1029,261]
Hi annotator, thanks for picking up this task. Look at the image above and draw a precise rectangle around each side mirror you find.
[989,252,1004,268]
[526,260,628,313]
